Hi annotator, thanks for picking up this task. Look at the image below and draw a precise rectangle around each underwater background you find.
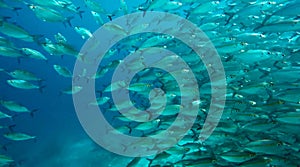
[0,0,299,166]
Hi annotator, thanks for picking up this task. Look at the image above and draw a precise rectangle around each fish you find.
[165,145,190,155]
[0,36,15,47]
[133,118,160,131]
[120,0,128,15]
[126,157,141,167]
[41,38,64,56]
[4,132,36,141]
[53,64,72,77]
[0,46,23,58]
[0,0,20,11]
[244,139,287,155]
[219,151,256,163]
[21,48,47,61]
[188,1,220,15]
[255,20,300,33]
[74,26,93,39]
[161,1,183,11]
[89,96,110,106]
[54,33,67,44]
[7,69,42,81]
[262,1,300,25]
[0,100,31,113]
[0,20,37,42]
[56,2,84,18]
[91,11,104,25]
[103,80,127,92]
[6,79,41,90]
[92,67,109,79]
[61,85,82,95]
[0,111,12,120]
[275,111,300,125]
[103,23,127,36]
[1,0,300,166]
[84,0,106,14]
[29,0,63,7]
[241,119,277,132]
[56,42,79,57]
[275,88,300,103]
[0,154,14,165]
[127,82,152,92]
[239,157,272,167]
[27,4,73,26]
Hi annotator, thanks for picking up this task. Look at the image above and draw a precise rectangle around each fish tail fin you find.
[17,57,22,64]
[125,125,132,134]
[111,115,116,122]
[258,68,270,79]
[65,16,74,27]
[261,14,272,25]
[254,14,272,31]
[2,145,7,151]
[11,114,18,121]
[76,7,85,18]
[79,10,85,18]
[0,16,11,25]
[32,34,44,44]
[84,76,90,83]
[38,85,46,93]
[266,88,273,104]
[146,158,153,167]
[33,137,37,143]
[107,14,113,21]
[254,24,263,32]
[8,124,16,132]
[273,61,283,70]
[13,7,22,15]
[30,109,38,117]
[96,90,102,97]
[1,68,7,74]
[224,12,234,25]
[183,9,190,19]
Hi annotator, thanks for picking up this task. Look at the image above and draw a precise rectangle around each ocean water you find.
[0,0,299,166]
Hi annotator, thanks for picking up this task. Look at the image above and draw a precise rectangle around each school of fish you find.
[0,0,299,166]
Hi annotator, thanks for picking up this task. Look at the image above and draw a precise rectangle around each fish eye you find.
[277,142,282,146]
[267,51,271,55]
